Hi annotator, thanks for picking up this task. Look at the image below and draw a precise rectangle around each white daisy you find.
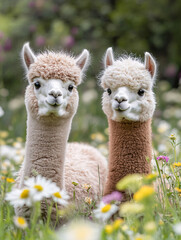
[93,201,118,221]
[24,175,57,201]
[5,188,32,207]
[0,106,4,117]
[51,186,69,206]
[173,222,181,235]
[13,216,28,229]
[57,220,101,240]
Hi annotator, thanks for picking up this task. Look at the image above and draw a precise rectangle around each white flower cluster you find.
[5,175,69,207]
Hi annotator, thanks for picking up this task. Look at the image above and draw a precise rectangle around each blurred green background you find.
[0,0,181,153]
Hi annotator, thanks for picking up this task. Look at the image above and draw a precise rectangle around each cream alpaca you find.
[100,48,156,200]
[16,43,107,218]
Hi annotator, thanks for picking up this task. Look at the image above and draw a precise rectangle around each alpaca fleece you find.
[28,52,81,85]
[104,119,152,199]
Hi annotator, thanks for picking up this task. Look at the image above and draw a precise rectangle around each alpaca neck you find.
[20,115,72,189]
[104,119,152,196]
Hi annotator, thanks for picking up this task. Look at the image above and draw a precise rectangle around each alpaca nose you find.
[115,95,127,104]
[48,89,62,98]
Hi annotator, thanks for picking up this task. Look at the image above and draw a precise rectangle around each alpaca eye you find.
[34,81,41,89]
[68,85,74,92]
[107,88,112,95]
[138,89,145,96]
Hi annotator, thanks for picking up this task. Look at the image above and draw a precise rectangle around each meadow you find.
[0,80,181,240]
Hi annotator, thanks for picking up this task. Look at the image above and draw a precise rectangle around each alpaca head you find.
[100,48,157,122]
[22,43,89,120]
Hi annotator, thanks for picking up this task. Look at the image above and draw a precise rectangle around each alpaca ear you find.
[104,47,114,69]
[22,42,36,71]
[144,52,157,80]
[76,49,90,72]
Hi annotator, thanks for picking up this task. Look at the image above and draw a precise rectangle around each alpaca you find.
[16,43,107,219]
[100,48,157,200]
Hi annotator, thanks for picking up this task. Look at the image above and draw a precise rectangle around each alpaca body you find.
[104,119,152,196]
[100,48,157,198]
[16,43,107,220]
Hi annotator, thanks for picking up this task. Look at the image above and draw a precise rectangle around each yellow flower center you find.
[101,204,111,213]
[34,185,43,191]
[20,189,29,199]
[53,192,62,198]
[17,217,26,225]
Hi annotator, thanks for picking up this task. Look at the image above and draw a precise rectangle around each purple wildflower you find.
[64,35,75,49]
[71,27,78,35]
[102,191,122,204]
[28,1,36,9]
[3,39,12,51]
[157,155,169,163]
[52,5,59,13]
[164,64,177,78]
[35,36,46,47]
[0,31,4,40]
[29,25,36,33]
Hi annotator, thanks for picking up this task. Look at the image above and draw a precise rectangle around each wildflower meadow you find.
[1,0,181,239]
[0,80,181,240]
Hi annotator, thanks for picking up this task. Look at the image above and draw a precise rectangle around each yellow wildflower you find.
[0,131,8,138]
[16,137,23,142]
[145,173,158,180]
[113,218,124,230]
[105,224,113,234]
[133,185,154,201]
[0,139,5,145]
[173,162,181,167]
[90,132,105,142]
[6,178,15,183]
[175,187,181,193]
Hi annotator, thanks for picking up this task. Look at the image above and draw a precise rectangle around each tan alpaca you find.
[16,43,107,214]
[100,48,157,199]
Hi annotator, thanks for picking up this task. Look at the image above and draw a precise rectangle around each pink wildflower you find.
[157,155,169,163]
[102,191,122,204]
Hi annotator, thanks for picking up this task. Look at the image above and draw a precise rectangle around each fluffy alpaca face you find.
[32,78,77,117]
[22,43,89,119]
[101,48,157,122]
